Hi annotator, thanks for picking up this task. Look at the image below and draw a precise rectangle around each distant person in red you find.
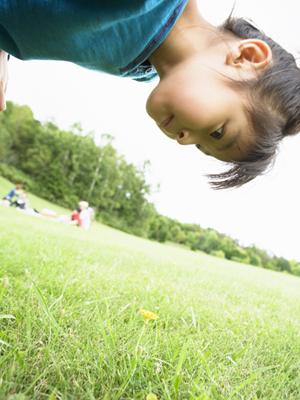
[71,206,82,226]
[70,201,93,229]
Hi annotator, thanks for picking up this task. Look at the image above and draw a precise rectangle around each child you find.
[0,1,298,188]
[3,183,23,203]
[70,205,82,227]
[78,201,94,230]
[70,201,93,229]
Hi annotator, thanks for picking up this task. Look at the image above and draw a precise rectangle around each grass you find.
[0,177,300,399]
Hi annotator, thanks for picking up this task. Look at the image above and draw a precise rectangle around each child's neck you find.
[149,0,219,77]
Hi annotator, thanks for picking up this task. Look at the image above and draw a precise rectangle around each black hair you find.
[209,17,300,189]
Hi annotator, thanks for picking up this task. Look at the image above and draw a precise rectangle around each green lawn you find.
[0,177,300,399]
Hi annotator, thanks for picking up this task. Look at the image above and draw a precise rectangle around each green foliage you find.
[145,212,299,276]
[0,163,35,190]
[272,256,292,273]
[210,249,225,259]
[0,101,299,277]
[290,260,300,276]
[148,215,170,242]
[0,102,152,235]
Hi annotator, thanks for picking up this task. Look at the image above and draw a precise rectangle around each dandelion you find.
[139,309,158,322]
[2,276,9,288]
[146,393,158,400]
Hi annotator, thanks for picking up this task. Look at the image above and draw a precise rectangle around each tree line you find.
[1,101,299,276]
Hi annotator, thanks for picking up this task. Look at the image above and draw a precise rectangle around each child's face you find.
[146,53,255,162]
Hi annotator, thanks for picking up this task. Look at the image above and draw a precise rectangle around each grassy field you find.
[0,177,300,399]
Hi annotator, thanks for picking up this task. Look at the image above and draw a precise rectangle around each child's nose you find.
[176,130,194,145]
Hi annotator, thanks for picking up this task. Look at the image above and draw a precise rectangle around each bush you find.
[210,250,226,259]
[0,163,35,190]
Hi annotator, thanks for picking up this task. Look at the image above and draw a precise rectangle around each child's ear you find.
[226,39,272,71]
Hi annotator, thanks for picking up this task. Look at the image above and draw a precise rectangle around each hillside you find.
[1,179,300,399]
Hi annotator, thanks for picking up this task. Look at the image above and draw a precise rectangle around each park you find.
[1,174,300,399]
[1,0,300,398]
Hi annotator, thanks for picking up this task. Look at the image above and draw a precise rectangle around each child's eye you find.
[210,127,224,140]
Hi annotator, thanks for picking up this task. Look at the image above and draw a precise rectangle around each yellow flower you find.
[146,393,158,400]
[139,309,158,322]
[2,276,9,288]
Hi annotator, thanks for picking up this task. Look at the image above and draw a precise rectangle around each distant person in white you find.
[78,201,94,230]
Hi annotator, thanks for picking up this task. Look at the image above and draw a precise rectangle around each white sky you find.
[6,0,300,260]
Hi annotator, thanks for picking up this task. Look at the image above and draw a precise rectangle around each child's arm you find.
[0,50,8,111]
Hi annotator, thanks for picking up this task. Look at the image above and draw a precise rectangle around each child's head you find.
[15,183,23,191]
[147,16,300,189]
[78,200,89,211]
[213,17,300,188]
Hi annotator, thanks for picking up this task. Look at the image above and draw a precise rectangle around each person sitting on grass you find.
[70,201,94,230]
[79,201,94,230]
[70,205,82,227]
[3,183,23,205]
[3,183,28,209]
[11,189,28,210]
[0,1,299,188]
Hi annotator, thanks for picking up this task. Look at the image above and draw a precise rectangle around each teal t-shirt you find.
[0,0,188,81]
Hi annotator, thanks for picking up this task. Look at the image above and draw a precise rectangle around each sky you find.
[5,0,300,260]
